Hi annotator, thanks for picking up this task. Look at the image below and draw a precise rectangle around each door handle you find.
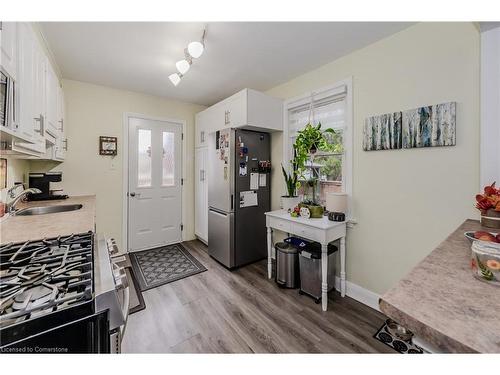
[129,192,140,197]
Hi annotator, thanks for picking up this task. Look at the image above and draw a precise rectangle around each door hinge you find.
[181,178,184,185]
[180,224,184,231]
[181,133,184,140]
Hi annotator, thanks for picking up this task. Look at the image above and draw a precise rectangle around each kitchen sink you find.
[13,204,83,216]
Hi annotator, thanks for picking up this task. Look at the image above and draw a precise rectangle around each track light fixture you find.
[168,27,206,86]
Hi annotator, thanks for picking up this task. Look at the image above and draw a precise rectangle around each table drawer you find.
[290,223,323,243]
[268,217,291,233]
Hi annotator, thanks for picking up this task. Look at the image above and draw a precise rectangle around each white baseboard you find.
[334,276,381,312]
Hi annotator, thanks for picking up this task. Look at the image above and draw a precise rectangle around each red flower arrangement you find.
[475,182,500,213]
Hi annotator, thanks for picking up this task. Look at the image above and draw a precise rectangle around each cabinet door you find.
[222,91,246,128]
[201,147,208,241]
[32,33,46,142]
[1,22,17,78]
[16,23,35,141]
[195,147,208,242]
[45,63,59,135]
[57,84,65,134]
[195,111,208,148]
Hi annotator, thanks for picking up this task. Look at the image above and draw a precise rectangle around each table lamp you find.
[326,193,348,221]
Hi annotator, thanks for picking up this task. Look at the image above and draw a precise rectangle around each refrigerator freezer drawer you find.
[208,208,234,268]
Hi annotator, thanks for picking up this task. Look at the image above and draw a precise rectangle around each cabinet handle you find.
[33,114,45,136]
[63,138,68,151]
[200,169,203,181]
[58,119,64,132]
[200,131,205,143]
[224,110,231,125]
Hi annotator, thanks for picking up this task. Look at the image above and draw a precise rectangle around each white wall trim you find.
[334,276,381,312]
[122,112,187,252]
[282,77,354,218]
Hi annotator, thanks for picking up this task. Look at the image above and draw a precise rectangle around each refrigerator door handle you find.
[209,208,228,217]
[230,194,233,211]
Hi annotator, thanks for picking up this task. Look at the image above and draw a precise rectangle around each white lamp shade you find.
[326,193,348,213]
[176,59,191,75]
[188,41,204,58]
[169,73,181,86]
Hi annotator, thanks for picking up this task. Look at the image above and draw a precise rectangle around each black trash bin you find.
[275,242,300,288]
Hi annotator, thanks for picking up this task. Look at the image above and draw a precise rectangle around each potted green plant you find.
[280,146,301,212]
[293,122,336,218]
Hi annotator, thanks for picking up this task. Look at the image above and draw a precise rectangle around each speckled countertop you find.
[0,195,96,244]
[379,219,500,353]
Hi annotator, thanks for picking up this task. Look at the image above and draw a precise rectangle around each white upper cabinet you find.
[3,22,64,159]
[13,23,46,155]
[45,62,59,137]
[195,110,208,148]
[16,22,36,141]
[1,22,18,79]
[195,89,283,143]
[54,85,66,161]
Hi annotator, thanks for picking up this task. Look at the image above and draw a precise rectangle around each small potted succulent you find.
[475,182,500,228]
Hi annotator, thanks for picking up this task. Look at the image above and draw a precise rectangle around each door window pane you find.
[162,131,175,186]
[137,129,152,187]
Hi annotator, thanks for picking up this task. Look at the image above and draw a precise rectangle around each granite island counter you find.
[0,195,96,244]
[379,219,500,353]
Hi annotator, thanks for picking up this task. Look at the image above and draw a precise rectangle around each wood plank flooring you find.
[122,240,393,353]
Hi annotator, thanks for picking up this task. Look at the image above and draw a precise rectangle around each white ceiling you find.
[40,22,413,106]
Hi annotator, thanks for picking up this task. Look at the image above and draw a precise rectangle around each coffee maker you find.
[28,172,68,201]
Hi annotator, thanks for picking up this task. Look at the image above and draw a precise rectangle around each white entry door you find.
[128,116,182,252]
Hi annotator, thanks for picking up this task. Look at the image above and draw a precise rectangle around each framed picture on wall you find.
[99,136,118,156]
[0,159,6,189]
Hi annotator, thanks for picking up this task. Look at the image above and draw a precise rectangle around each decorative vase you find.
[481,209,500,229]
[281,196,301,212]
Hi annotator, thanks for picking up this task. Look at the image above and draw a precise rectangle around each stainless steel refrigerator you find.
[208,128,271,268]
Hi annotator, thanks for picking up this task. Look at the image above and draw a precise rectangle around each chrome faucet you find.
[6,188,42,214]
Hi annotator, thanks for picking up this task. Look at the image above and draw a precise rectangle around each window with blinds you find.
[286,86,348,205]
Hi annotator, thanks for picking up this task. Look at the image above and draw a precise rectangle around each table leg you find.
[321,243,328,311]
[267,226,272,279]
[340,236,346,297]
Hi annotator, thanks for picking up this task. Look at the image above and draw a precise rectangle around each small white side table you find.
[265,210,347,311]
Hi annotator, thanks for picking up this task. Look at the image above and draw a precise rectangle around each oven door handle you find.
[112,262,130,340]
[120,283,130,338]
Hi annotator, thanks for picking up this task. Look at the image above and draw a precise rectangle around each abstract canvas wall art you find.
[363,102,456,151]
[363,112,402,151]
[402,102,456,148]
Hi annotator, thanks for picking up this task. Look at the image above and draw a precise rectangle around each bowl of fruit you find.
[464,231,500,247]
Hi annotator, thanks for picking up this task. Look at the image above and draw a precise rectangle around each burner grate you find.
[0,232,94,329]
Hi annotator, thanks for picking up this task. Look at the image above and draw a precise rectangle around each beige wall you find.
[266,22,480,294]
[30,79,205,249]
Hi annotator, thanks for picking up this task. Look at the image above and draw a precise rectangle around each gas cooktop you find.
[0,233,94,331]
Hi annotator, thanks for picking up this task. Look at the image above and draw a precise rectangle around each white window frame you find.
[282,77,353,217]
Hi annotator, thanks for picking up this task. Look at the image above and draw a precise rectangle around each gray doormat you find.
[129,243,207,291]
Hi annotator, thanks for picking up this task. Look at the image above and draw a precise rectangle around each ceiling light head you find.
[169,73,182,86]
[188,41,204,59]
[176,58,191,75]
